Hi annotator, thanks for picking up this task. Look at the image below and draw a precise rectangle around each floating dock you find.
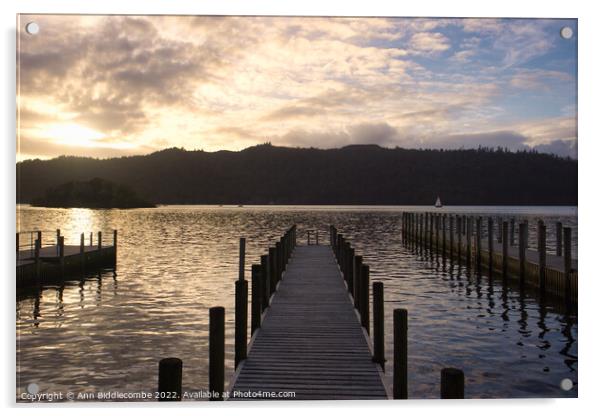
[16,230,117,288]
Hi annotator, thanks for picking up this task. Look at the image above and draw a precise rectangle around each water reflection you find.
[16,205,577,400]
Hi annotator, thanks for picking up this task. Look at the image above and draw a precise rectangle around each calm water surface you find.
[16,205,578,400]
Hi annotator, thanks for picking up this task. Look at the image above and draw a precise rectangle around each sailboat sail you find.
[435,196,442,208]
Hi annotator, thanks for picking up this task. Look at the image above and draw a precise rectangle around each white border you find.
[2,1,601,416]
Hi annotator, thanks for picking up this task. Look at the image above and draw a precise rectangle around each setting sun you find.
[44,123,106,147]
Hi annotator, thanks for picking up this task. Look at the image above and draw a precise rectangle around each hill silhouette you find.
[17,144,577,206]
[30,177,156,208]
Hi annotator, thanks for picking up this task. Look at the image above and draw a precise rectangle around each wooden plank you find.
[230,245,388,400]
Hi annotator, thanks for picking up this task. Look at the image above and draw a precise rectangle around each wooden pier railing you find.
[401,212,578,304]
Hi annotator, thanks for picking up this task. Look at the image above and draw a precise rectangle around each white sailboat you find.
[435,196,442,208]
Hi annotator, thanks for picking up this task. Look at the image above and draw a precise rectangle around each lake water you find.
[16,205,578,400]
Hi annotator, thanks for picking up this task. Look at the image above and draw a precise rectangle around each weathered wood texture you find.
[230,245,388,400]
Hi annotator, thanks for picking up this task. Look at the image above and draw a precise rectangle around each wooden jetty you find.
[402,212,578,304]
[16,229,117,288]
[157,226,465,401]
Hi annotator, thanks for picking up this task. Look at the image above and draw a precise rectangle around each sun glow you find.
[45,123,106,147]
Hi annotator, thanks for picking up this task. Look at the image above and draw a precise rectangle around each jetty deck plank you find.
[230,245,388,400]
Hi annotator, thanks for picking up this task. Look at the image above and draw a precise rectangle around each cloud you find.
[409,32,451,54]
[17,15,577,160]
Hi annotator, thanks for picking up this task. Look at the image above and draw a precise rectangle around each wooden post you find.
[393,308,408,399]
[209,306,225,401]
[487,217,493,274]
[502,221,509,279]
[466,217,472,269]
[556,222,563,256]
[238,238,245,282]
[476,217,482,271]
[441,368,464,399]
[456,216,462,260]
[234,280,248,368]
[158,358,182,401]
[275,241,282,280]
[449,215,454,262]
[442,215,447,259]
[56,229,61,254]
[89,232,93,247]
[269,247,277,294]
[435,214,440,254]
[353,255,362,310]
[80,233,85,272]
[497,217,502,243]
[98,231,102,251]
[37,230,42,250]
[372,282,385,369]
[315,230,319,245]
[429,213,434,253]
[251,264,262,334]
[510,218,515,246]
[564,227,572,301]
[347,247,355,294]
[360,264,370,333]
[260,254,270,310]
[537,221,546,291]
[34,238,40,281]
[59,236,65,277]
[519,223,527,285]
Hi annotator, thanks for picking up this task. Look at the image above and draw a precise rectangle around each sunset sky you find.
[17,15,577,161]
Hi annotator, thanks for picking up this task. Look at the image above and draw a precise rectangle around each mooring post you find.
[209,306,225,401]
[456,216,462,260]
[497,217,502,243]
[442,215,447,258]
[502,221,509,279]
[360,264,370,333]
[429,213,434,253]
[58,236,65,277]
[476,217,482,271]
[519,222,527,285]
[238,238,245,281]
[80,233,85,272]
[393,308,408,399]
[372,281,385,369]
[466,217,472,269]
[487,217,493,273]
[260,254,270,310]
[234,279,248,368]
[510,218,515,246]
[89,232,93,247]
[556,222,563,256]
[158,358,182,401]
[307,230,310,245]
[275,241,282,281]
[316,230,319,245]
[56,229,61,255]
[435,214,440,254]
[268,247,277,294]
[538,220,547,291]
[449,215,454,262]
[441,368,465,399]
[353,255,362,309]
[564,227,572,301]
[37,230,42,250]
[98,231,102,251]
[251,264,262,334]
[347,247,355,294]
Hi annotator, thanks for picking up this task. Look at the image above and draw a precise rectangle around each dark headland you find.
[30,177,155,209]
[17,144,577,206]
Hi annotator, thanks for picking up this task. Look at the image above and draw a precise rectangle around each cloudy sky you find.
[17,15,577,161]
